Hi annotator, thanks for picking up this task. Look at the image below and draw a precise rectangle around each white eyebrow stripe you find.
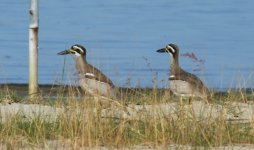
[73,45,84,53]
[167,45,175,53]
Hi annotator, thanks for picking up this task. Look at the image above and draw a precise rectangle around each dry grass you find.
[0,84,254,149]
[0,53,253,149]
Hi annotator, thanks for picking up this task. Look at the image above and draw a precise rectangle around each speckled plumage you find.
[157,43,211,103]
[58,44,117,99]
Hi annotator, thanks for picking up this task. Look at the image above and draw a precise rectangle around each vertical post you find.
[29,0,39,99]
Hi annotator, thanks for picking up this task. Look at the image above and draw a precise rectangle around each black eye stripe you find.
[74,49,80,53]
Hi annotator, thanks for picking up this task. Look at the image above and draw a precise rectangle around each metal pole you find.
[29,0,39,99]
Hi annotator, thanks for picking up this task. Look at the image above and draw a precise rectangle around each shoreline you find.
[0,83,253,92]
[0,83,253,99]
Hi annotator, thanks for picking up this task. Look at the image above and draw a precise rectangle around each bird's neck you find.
[76,55,87,74]
[170,55,180,73]
[170,55,179,68]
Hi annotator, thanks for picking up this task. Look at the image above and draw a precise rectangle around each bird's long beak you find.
[156,48,167,53]
[57,49,74,55]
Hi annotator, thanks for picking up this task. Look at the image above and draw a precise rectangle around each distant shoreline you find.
[0,83,253,96]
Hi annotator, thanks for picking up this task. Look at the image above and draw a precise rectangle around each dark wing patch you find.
[84,63,115,87]
[171,68,209,93]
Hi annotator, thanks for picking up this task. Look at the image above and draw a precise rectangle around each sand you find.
[1,101,254,149]
[0,101,254,123]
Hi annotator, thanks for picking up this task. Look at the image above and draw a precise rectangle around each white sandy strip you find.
[1,102,254,149]
[1,142,254,150]
[101,101,254,123]
[0,103,63,123]
[0,101,254,123]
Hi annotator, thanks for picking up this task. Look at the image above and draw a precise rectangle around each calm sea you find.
[1,0,254,90]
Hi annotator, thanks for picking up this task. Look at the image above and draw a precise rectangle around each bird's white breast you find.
[79,78,117,99]
[170,80,204,98]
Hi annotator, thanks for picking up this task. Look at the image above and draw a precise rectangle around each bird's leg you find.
[94,96,102,118]
[178,96,185,123]
[178,96,184,115]
[81,90,86,100]
[180,96,183,106]
[188,97,192,104]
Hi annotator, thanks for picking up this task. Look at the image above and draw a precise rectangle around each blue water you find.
[1,0,254,90]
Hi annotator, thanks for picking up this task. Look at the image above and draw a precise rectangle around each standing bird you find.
[156,43,211,103]
[58,44,118,99]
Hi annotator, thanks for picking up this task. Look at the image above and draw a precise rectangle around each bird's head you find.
[156,43,179,57]
[57,44,86,57]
